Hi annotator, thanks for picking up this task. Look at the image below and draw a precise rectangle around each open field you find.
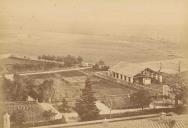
[0,56,41,65]
[0,57,42,73]
[0,56,90,74]
[0,56,65,74]
[0,26,186,65]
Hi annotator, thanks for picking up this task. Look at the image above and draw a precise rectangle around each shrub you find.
[11,109,26,125]
[42,110,57,121]
[174,105,187,114]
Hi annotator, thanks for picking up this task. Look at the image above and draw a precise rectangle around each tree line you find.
[38,54,83,66]
[92,60,109,71]
[1,74,55,102]
[10,55,84,72]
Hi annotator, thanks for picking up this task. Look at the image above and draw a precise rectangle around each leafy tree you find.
[164,74,187,105]
[64,55,77,67]
[92,64,99,70]
[12,74,29,101]
[130,89,152,110]
[38,56,42,60]
[56,56,63,62]
[92,60,109,71]
[75,78,99,121]
[1,74,56,103]
[39,79,55,102]
[58,98,70,112]
[1,77,13,101]
[77,56,83,64]
[1,74,37,101]
[98,60,105,65]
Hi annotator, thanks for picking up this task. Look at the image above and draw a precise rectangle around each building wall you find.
[108,70,132,83]
[129,77,133,83]
[159,75,163,83]
[143,78,151,85]
[141,68,163,84]
[108,68,162,85]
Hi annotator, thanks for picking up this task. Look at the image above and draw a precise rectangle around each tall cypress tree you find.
[75,78,99,121]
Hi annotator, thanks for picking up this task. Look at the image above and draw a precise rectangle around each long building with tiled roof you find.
[108,58,188,85]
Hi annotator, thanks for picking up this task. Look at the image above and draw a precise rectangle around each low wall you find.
[30,114,159,128]
[0,101,45,122]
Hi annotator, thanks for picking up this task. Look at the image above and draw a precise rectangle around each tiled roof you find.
[109,119,185,128]
[143,120,185,128]
[110,58,188,77]
[62,117,186,128]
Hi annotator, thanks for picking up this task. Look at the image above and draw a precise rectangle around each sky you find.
[0,0,187,62]
[0,0,187,34]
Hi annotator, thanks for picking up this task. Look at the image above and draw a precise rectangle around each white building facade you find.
[108,67,162,85]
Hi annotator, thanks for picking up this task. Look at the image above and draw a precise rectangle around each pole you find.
[109,98,112,119]
[178,61,181,74]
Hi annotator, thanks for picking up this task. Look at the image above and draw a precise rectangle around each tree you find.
[64,55,77,67]
[75,78,99,121]
[77,56,83,64]
[58,98,70,113]
[12,74,29,101]
[92,60,109,71]
[38,56,42,60]
[1,74,37,101]
[1,77,13,101]
[92,63,99,70]
[39,79,55,102]
[130,89,152,110]
[164,74,187,105]
[98,60,105,65]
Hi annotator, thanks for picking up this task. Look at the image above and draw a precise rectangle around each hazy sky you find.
[1,0,187,33]
[0,0,187,62]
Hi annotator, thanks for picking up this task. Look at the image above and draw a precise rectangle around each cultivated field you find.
[0,27,186,65]
[91,76,135,109]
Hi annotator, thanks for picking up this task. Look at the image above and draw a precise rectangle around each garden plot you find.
[62,76,87,88]
[58,70,86,77]
[91,76,136,109]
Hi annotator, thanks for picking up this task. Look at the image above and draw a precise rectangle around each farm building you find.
[108,58,188,85]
